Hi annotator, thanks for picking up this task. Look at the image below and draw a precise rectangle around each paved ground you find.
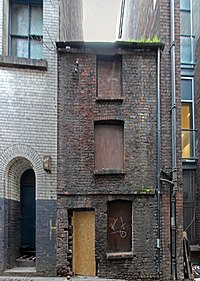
[0,277,125,281]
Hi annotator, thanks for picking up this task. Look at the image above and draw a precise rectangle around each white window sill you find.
[0,55,47,70]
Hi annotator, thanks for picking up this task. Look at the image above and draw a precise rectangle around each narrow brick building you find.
[119,0,200,279]
[119,0,182,280]
[56,41,166,280]
[0,0,82,276]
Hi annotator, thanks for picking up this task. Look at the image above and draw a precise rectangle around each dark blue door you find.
[20,169,36,250]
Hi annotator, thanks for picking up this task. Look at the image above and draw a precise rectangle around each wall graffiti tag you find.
[110,216,127,238]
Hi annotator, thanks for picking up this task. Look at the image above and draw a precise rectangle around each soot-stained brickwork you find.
[119,1,182,280]
[57,42,164,280]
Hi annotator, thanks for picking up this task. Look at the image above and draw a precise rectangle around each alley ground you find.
[0,277,126,281]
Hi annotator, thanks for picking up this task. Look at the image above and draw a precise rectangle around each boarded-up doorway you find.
[72,211,96,276]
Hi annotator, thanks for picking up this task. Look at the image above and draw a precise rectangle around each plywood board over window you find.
[107,200,132,253]
[94,123,124,171]
[97,56,122,98]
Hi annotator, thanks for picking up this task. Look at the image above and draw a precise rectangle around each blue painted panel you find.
[21,185,36,250]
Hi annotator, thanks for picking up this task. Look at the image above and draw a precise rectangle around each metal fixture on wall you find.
[156,46,161,275]
[43,155,51,173]
[170,0,178,279]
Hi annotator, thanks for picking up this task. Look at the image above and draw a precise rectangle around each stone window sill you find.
[190,245,200,252]
[0,55,48,70]
[94,169,125,175]
[96,97,124,102]
[107,252,133,259]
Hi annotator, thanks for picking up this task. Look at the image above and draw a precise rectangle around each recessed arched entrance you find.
[20,169,36,253]
[4,157,36,269]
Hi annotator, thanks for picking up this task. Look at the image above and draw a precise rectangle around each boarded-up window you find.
[97,56,122,98]
[107,201,132,252]
[94,123,124,170]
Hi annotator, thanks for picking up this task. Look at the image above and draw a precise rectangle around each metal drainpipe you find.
[170,0,177,280]
[157,47,161,275]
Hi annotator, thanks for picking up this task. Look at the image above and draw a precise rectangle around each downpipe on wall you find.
[157,47,161,275]
[170,0,177,279]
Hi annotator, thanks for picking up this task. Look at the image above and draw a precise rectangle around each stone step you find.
[15,255,36,267]
[3,267,44,277]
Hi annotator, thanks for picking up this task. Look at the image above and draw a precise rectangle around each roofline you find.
[56,41,165,51]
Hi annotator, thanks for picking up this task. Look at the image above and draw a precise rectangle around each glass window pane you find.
[180,0,190,10]
[183,170,195,243]
[180,36,192,63]
[12,4,28,35]
[182,103,192,129]
[30,6,43,35]
[11,37,28,58]
[182,130,194,158]
[181,79,192,100]
[180,11,191,35]
[183,171,194,201]
[30,39,43,59]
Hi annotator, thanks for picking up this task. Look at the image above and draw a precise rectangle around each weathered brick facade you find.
[57,42,168,280]
[120,0,182,280]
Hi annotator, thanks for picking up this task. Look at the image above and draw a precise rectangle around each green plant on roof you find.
[138,186,151,194]
[120,35,160,43]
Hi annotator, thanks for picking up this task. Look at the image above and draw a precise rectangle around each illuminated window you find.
[181,78,195,159]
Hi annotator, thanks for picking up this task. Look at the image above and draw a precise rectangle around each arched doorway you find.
[3,157,36,269]
[20,169,36,252]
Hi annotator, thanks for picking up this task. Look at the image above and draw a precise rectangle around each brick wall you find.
[57,44,164,280]
[120,0,182,279]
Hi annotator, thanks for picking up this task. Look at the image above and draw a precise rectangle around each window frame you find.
[181,77,196,160]
[96,55,123,100]
[180,0,194,66]
[107,200,132,254]
[94,121,124,174]
[9,0,43,59]
[183,169,196,244]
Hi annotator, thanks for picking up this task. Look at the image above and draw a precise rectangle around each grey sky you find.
[83,0,122,42]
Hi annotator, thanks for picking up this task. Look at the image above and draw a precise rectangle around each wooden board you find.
[72,211,96,276]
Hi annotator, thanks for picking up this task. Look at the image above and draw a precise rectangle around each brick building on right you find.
[119,0,200,278]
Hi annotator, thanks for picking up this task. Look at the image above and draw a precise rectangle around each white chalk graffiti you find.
[110,217,127,238]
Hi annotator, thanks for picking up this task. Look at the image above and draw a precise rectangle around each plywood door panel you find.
[72,211,96,276]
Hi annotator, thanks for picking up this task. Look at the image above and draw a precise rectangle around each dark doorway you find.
[20,169,36,251]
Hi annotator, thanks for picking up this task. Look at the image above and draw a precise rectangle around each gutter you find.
[157,47,161,275]
[170,0,177,279]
